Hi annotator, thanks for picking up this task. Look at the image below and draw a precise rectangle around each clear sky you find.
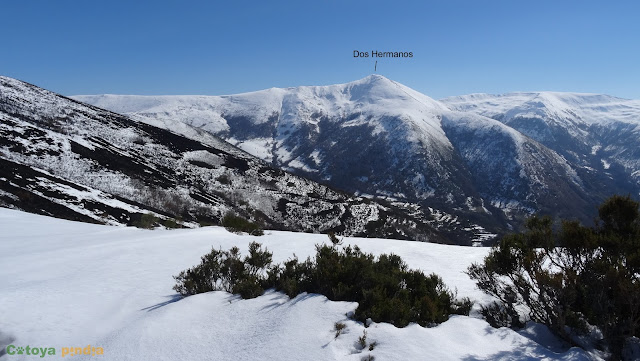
[2,0,639,99]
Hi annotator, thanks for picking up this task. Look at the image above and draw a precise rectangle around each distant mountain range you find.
[1,75,474,244]
[442,91,640,199]
[73,75,640,237]
[3,74,638,245]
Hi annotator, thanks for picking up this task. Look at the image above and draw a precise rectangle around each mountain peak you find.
[361,73,389,81]
[350,74,396,88]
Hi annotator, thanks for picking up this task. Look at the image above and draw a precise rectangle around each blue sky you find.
[2,0,639,99]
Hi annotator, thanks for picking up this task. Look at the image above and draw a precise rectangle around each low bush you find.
[163,218,179,229]
[174,235,471,329]
[270,243,471,327]
[173,242,272,297]
[133,212,157,229]
[467,195,640,360]
[479,301,523,329]
[222,214,264,236]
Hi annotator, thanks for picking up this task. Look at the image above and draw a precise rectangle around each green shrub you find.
[266,257,314,298]
[268,239,470,327]
[134,212,157,229]
[163,218,179,229]
[222,214,264,236]
[233,276,264,299]
[480,301,522,329]
[467,195,640,360]
[173,242,272,297]
[174,235,470,329]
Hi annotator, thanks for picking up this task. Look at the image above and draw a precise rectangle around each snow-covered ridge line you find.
[441,91,640,126]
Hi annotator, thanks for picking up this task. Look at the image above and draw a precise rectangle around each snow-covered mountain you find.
[74,75,629,234]
[0,75,472,243]
[442,92,640,193]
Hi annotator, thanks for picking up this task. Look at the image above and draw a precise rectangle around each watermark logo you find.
[5,345,55,358]
[61,346,104,357]
[5,344,104,358]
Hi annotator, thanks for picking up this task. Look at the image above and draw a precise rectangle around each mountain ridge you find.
[72,75,635,235]
[2,75,476,243]
[441,90,640,195]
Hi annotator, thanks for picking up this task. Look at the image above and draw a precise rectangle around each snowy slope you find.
[440,112,591,222]
[0,208,596,360]
[75,76,617,234]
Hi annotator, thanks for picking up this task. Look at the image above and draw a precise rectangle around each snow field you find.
[0,208,595,360]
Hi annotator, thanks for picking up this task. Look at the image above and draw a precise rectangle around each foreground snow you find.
[0,209,595,360]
